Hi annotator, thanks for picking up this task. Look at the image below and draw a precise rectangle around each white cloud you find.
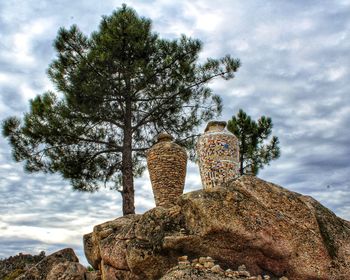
[183,2,223,33]
[327,66,347,81]
[1,225,79,244]
[9,18,55,67]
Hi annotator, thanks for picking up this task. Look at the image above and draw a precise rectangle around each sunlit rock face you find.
[84,176,350,280]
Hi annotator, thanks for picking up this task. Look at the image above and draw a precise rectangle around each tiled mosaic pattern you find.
[197,124,240,189]
[147,135,187,207]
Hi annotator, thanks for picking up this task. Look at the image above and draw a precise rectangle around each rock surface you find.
[85,271,102,280]
[84,176,350,280]
[15,248,86,280]
[46,261,87,280]
[0,251,45,280]
[161,267,240,280]
[160,256,276,280]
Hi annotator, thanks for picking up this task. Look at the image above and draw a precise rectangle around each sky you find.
[1,0,350,266]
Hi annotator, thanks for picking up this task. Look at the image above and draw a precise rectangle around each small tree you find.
[2,5,240,215]
[227,109,280,175]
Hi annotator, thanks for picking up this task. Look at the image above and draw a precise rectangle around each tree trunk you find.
[240,137,245,175]
[121,138,135,215]
[121,94,135,215]
[240,156,244,175]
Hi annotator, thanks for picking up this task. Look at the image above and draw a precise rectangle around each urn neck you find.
[156,132,174,143]
[205,121,227,133]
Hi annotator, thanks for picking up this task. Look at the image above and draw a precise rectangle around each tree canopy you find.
[2,5,240,215]
[227,109,280,175]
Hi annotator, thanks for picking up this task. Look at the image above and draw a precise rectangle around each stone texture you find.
[0,251,45,280]
[147,132,187,207]
[160,256,268,280]
[84,176,350,280]
[84,214,142,279]
[84,232,100,270]
[85,271,102,280]
[161,267,234,280]
[100,238,128,270]
[15,248,81,280]
[84,214,140,271]
[197,121,240,189]
[176,176,350,279]
[46,261,87,280]
[101,261,139,280]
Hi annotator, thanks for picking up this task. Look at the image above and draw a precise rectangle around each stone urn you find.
[146,132,187,207]
[196,121,240,189]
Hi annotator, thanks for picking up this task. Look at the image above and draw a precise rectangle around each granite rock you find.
[84,176,350,279]
[46,261,87,280]
[15,248,82,280]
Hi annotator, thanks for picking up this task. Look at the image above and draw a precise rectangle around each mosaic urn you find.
[146,132,188,207]
[196,121,240,189]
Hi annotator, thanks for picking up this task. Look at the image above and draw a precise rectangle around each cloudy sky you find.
[1,0,349,265]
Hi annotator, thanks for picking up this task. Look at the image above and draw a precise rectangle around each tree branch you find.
[132,71,227,131]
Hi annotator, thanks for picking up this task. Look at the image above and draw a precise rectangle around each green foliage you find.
[2,5,240,214]
[4,269,25,280]
[87,265,94,271]
[227,109,280,175]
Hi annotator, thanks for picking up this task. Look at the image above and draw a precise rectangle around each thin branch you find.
[64,38,106,80]
[132,147,150,152]
[177,134,201,143]
[131,49,197,98]
[85,149,121,164]
[132,71,227,131]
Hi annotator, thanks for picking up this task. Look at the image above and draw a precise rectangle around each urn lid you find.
[157,132,174,142]
[204,121,227,132]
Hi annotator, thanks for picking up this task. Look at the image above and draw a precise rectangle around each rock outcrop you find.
[84,176,350,280]
[0,251,45,280]
[15,248,87,280]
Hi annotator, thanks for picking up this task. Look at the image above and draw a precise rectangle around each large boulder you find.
[16,248,86,280]
[84,176,350,280]
[46,261,87,280]
[84,214,142,273]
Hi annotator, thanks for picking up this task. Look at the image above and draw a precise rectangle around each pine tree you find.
[2,5,240,215]
[227,109,280,175]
